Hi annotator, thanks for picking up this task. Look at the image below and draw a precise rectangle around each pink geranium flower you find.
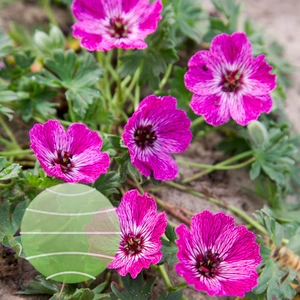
[175,210,261,297]
[108,189,167,278]
[123,95,192,181]
[184,32,276,126]
[71,0,163,51]
[29,120,110,183]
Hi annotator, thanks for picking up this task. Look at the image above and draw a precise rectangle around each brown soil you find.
[0,0,299,299]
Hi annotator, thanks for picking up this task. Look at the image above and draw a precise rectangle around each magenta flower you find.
[123,95,192,181]
[184,32,276,126]
[108,189,167,278]
[71,0,163,52]
[29,120,110,183]
[175,210,261,297]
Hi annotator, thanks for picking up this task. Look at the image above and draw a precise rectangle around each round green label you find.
[21,184,120,283]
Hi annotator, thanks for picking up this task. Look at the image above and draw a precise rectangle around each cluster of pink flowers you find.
[26,0,277,296]
[109,190,261,297]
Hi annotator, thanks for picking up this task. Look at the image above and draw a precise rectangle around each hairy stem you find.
[0,116,20,149]
[0,149,33,156]
[152,264,173,290]
[158,64,173,91]
[41,0,58,25]
[177,157,255,170]
[182,150,254,183]
[166,181,268,235]
[190,116,205,128]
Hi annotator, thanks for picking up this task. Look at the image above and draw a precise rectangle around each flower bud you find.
[247,121,269,149]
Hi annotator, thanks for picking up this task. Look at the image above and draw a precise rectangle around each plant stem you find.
[58,282,65,300]
[177,157,255,170]
[0,181,14,188]
[169,282,189,292]
[67,100,76,122]
[165,181,268,235]
[41,0,58,25]
[190,117,205,128]
[0,149,33,157]
[0,136,14,148]
[182,150,254,184]
[117,48,123,105]
[152,264,173,290]
[158,64,173,91]
[0,116,20,149]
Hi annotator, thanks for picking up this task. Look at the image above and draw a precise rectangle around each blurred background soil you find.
[0,0,299,299]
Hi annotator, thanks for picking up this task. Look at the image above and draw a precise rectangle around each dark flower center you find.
[53,150,74,173]
[196,249,222,278]
[221,70,243,92]
[108,17,130,38]
[123,234,143,255]
[134,125,157,149]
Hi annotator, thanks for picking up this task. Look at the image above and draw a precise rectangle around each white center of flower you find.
[53,150,74,173]
[221,70,243,93]
[107,17,130,38]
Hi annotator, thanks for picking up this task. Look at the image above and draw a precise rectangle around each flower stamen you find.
[134,125,157,148]
[53,149,74,173]
[197,249,222,278]
[221,70,243,93]
[123,234,143,255]
[108,17,130,38]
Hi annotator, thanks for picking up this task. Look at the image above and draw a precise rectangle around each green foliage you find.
[0,200,28,255]
[17,275,60,295]
[254,210,284,246]
[94,171,121,197]
[251,259,296,300]
[249,123,297,186]
[115,152,145,184]
[0,29,13,58]
[0,157,22,181]
[160,224,178,265]
[34,25,65,55]
[21,169,62,189]
[166,0,209,45]
[157,290,183,300]
[111,273,155,300]
[119,4,178,90]
[38,49,103,118]
[204,0,241,41]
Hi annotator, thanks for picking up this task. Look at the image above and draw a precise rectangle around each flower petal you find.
[229,94,273,126]
[210,32,252,65]
[190,94,231,126]
[245,55,277,95]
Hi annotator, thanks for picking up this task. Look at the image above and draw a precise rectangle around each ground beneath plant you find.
[0,0,300,299]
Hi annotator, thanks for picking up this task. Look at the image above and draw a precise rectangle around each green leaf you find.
[167,0,209,44]
[211,0,241,33]
[17,275,59,295]
[115,151,144,183]
[253,260,296,300]
[68,289,95,300]
[11,200,28,233]
[0,29,13,58]
[111,273,155,300]
[94,171,121,197]
[0,105,14,120]
[34,25,65,55]
[0,201,12,237]
[157,290,183,300]
[39,50,102,117]
[0,157,22,181]
[21,170,61,189]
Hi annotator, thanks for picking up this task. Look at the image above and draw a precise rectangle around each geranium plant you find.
[0,0,300,299]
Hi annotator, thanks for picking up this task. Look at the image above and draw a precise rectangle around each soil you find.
[0,0,300,299]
